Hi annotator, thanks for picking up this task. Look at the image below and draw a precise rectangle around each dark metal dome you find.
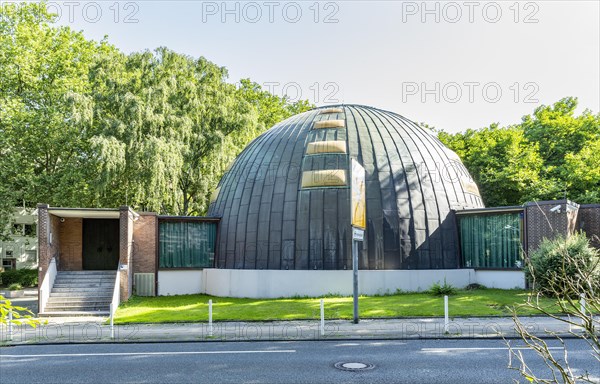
[208,105,484,270]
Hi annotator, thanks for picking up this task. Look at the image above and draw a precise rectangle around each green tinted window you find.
[459,212,522,269]
[159,221,217,268]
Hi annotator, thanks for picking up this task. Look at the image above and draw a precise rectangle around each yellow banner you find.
[351,159,366,230]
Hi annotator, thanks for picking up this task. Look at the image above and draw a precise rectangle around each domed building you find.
[208,105,484,274]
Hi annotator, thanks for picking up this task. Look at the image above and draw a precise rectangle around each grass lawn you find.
[113,289,561,324]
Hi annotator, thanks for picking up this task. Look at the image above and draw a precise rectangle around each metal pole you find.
[352,239,359,324]
[8,309,13,341]
[208,299,213,337]
[320,299,325,336]
[444,295,449,333]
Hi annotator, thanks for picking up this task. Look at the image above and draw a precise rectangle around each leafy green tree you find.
[439,124,546,206]
[440,98,600,206]
[0,2,313,222]
[0,2,99,230]
[521,97,600,201]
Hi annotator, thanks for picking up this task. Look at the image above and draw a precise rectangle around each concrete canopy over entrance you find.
[45,208,122,272]
[47,208,121,219]
[38,205,136,303]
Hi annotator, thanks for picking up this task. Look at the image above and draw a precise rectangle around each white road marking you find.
[422,347,563,351]
[0,350,296,358]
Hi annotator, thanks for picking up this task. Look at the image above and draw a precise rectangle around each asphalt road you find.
[0,339,598,383]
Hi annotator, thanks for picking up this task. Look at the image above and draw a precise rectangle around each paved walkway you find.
[0,315,589,345]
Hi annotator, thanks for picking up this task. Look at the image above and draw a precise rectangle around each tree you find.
[439,98,600,206]
[439,124,547,207]
[0,295,41,336]
[0,2,99,214]
[508,234,599,383]
[0,3,313,223]
[521,97,600,202]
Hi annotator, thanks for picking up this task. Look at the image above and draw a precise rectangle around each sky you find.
[42,0,600,132]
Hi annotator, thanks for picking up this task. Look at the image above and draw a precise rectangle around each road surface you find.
[1,339,598,383]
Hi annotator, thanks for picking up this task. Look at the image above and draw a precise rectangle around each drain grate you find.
[334,362,375,371]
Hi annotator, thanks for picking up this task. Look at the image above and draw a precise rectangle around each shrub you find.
[19,269,38,287]
[428,279,457,295]
[8,283,22,291]
[465,283,487,291]
[526,232,600,298]
[0,269,38,288]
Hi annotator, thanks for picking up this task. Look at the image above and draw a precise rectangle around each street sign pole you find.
[352,238,359,324]
[350,159,366,325]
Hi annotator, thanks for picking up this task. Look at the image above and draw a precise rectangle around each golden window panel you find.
[312,119,345,129]
[301,170,347,188]
[318,108,344,114]
[305,140,347,155]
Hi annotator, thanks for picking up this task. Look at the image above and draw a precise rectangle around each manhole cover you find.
[334,362,375,371]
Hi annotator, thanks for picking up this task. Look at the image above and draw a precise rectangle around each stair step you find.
[50,292,112,300]
[47,298,112,304]
[54,280,116,283]
[53,281,114,288]
[52,287,114,292]
[45,304,110,310]
[39,311,110,317]
[56,273,116,276]
[43,271,117,317]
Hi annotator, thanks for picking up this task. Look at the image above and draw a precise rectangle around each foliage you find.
[439,97,600,206]
[0,2,313,227]
[465,283,487,291]
[508,234,599,383]
[7,283,22,291]
[428,279,457,296]
[113,289,560,324]
[0,295,40,329]
[0,268,38,287]
[526,233,600,298]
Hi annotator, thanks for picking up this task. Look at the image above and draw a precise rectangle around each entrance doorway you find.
[82,219,120,270]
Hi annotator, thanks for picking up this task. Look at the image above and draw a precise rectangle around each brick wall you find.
[118,206,134,301]
[58,218,82,271]
[133,213,157,274]
[37,208,62,297]
[525,200,579,253]
[577,204,600,249]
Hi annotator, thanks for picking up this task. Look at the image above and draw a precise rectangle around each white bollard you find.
[208,300,213,337]
[8,309,13,341]
[320,299,325,337]
[444,295,449,333]
[110,303,115,339]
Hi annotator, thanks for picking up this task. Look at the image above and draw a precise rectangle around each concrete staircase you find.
[41,271,117,316]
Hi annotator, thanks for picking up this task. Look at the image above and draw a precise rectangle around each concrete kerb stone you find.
[0,316,587,346]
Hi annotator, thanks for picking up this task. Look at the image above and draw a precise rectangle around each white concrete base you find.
[156,268,526,298]
[474,270,525,290]
[158,270,203,296]
[200,268,526,298]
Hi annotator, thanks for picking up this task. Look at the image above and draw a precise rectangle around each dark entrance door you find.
[82,219,120,270]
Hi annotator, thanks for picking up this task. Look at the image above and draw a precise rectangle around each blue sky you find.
[45,0,600,132]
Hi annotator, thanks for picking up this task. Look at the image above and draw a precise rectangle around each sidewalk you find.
[0,316,587,345]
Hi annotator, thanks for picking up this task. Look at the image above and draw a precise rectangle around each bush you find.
[465,283,487,291]
[8,283,22,291]
[428,279,457,295]
[526,232,600,298]
[0,269,38,288]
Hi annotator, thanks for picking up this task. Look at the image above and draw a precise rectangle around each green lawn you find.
[113,289,561,324]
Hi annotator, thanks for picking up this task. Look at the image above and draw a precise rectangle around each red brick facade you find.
[132,213,157,274]
[577,204,600,249]
[58,218,83,271]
